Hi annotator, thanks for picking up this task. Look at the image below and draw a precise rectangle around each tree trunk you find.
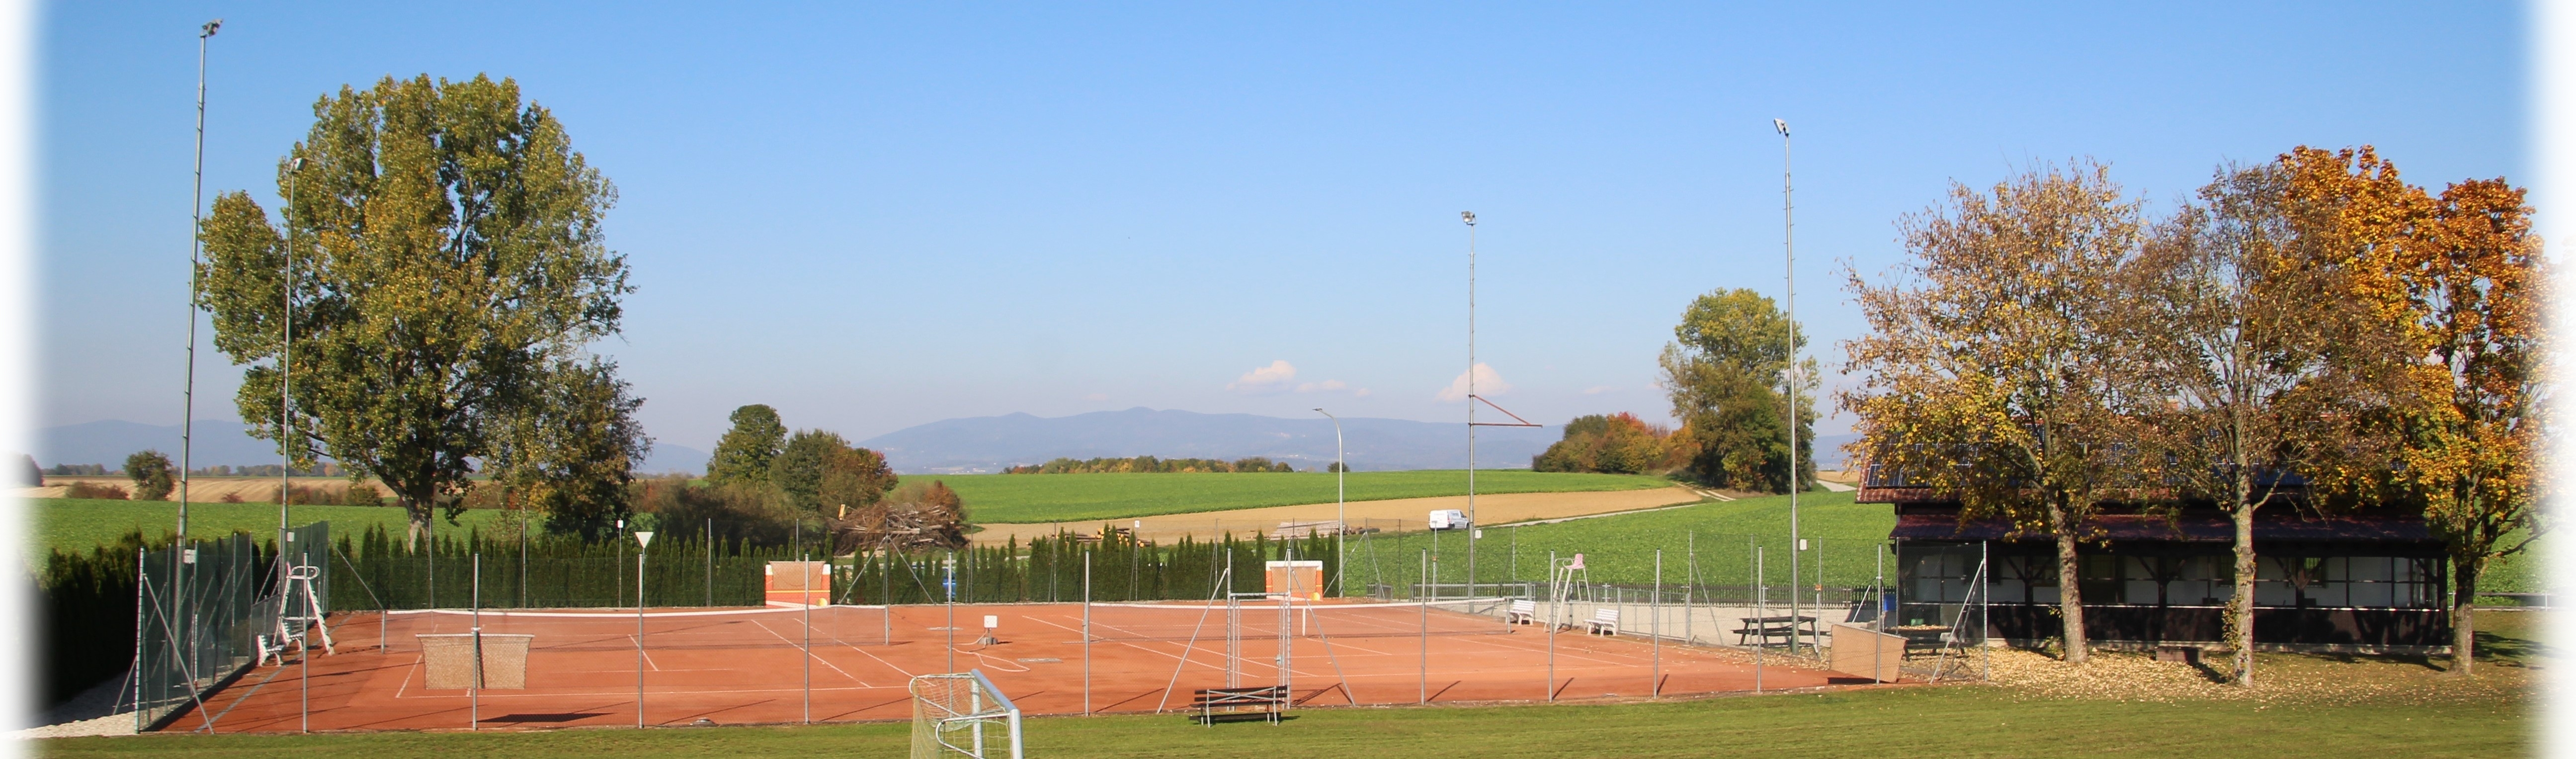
[2050,499,2089,665]
[2450,557,2478,675]
[2230,504,2257,686]
[399,494,431,550]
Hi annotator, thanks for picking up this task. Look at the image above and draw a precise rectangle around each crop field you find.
[930,469,1672,524]
[32,499,514,558]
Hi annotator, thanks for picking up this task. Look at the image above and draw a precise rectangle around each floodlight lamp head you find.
[1773,118,1789,137]
[1460,211,1476,226]
[291,157,304,171]
[202,19,222,37]
[636,531,655,548]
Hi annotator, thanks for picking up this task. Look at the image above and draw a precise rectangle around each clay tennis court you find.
[172,600,1842,733]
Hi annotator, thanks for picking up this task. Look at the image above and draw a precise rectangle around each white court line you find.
[748,619,862,685]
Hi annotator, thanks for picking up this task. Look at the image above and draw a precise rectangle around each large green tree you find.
[197,74,631,546]
[1659,288,1814,492]
[706,404,787,486]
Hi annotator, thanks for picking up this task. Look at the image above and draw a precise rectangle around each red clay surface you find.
[173,601,1844,733]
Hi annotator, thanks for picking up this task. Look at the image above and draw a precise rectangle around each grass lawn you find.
[1341,490,1889,590]
[924,470,1673,524]
[32,499,514,559]
[34,669,2529,758]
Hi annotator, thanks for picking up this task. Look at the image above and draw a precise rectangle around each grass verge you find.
[33,499,514,558]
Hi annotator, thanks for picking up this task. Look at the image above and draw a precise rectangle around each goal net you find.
[910,670,1023,759]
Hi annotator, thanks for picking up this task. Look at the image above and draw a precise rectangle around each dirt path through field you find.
[972,485,1708,545]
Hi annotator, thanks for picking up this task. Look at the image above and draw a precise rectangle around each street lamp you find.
[1314,408,1344,595]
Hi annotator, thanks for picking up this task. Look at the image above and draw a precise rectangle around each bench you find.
[1506,599,1538,625]
[1732,615,1818,647]
[1189,685,1288,724]
[1584,608,1619,636]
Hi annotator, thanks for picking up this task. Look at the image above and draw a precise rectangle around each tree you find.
[196,74,629,547]
[706,405,787,486]
[2362,162,2547,675]
[1842,160,2148,664]
[123,450,174,501]
[772,429,850,515]
[1660,288,1814,492]
[1532,413,1675,474]
[819,445,900,517]
[487,358,652,541]
[2123,157,2402,685]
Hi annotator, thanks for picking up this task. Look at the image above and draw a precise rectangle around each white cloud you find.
[1295,379,1348,393]
[1435,363,1510,402]
[1228,360,1299,395]
[1582,385,1616,395]
[1354,388,1371,397]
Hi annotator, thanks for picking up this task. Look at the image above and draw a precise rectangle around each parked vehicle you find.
[1428,509,1469,530]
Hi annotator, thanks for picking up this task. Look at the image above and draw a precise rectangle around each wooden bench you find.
[1189,685,1288,724]
[1584,608,1619,636]
[1732,615,1818,647]
[1506,599,1538,625]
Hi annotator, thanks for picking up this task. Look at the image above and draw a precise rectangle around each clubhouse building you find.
[1861,467,2451,653]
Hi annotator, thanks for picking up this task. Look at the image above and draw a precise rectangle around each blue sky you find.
[36,2,2528,451]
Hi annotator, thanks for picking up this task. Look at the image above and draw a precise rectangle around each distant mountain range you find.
[858,407,1559,474]
[33,419,709,476]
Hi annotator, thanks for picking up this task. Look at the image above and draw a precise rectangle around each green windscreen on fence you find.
[132,520,331,732]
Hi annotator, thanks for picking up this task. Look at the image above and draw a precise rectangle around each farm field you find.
[32,499,514,558]
[37,643,2533,758]
[930,470,1673,524]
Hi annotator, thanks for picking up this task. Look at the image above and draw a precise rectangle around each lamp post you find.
[1314,409,1344,595]
[635,529,654,728]
[1774,117,1803,655]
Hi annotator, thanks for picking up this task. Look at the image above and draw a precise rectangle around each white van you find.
[1427,509,1469,530]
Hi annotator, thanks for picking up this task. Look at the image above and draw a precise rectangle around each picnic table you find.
[1732,615,1820,647]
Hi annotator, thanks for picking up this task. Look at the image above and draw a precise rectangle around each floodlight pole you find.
[1774,117,1803,656]
[178,17,219,542]
[1315,409,1344,595]
[1461,211,1479,603]
[172,21,218,670]
[283,155,304,733]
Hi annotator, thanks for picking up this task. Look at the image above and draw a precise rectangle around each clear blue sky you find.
[37,2,2529,451]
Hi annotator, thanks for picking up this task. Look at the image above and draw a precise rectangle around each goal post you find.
[910,670,1023,759]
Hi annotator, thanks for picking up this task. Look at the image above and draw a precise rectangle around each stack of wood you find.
[825,481,969,554]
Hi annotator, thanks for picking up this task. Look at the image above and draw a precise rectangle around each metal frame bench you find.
[1189,685,1287,725]
[1506,599,1538,625]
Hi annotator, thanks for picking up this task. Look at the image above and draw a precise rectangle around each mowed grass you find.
[929,470,1673,524]
[1348,490,1891,590]
[32,499,514,558]
[34,678,2527,758]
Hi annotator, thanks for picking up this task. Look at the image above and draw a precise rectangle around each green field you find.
[32,499,514,558]
[925,470,1673,524]
[1341,491,1890,590]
